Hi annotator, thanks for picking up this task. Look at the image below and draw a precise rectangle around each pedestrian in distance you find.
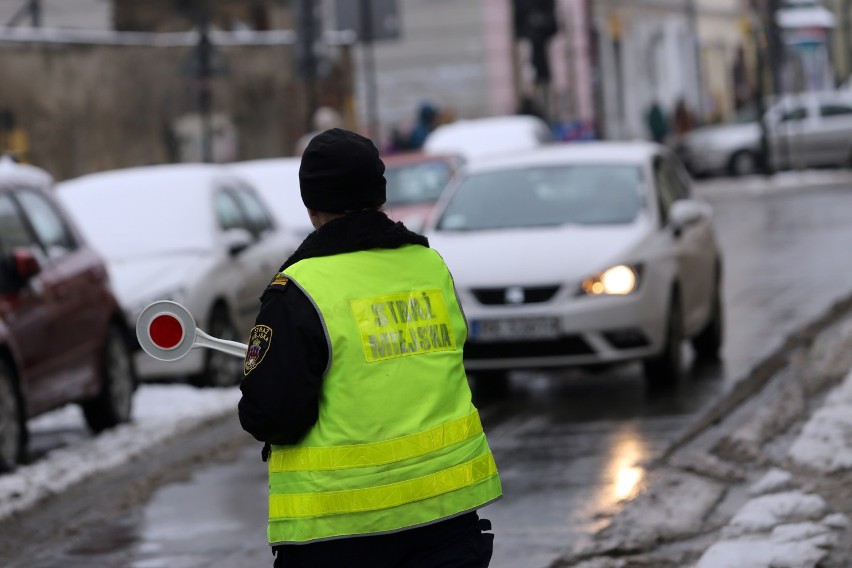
[407,102,440,150]
[238,128,503,568]
[645,100,669,145]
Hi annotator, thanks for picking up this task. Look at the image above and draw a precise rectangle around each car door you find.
[654,155,715,335]
[769,99,810,170]
[0,191,52,413]
[808,99,852,166]
[14,187,107,401]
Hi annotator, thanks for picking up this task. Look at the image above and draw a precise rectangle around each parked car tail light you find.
[12,248,41,280]
[580,264,641,296]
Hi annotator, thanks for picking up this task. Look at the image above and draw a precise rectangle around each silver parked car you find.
[679,91,852,177]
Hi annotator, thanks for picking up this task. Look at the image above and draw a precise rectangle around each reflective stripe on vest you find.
[270,452,497,519]
[269,410,483,472]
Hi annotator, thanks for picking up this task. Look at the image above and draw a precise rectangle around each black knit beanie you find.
[299,128,387,213]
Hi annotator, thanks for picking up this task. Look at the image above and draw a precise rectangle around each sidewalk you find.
[551,294,852,567]
[693,169,852,201]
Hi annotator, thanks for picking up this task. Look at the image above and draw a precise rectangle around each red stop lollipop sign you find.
[136,301,247,362]
[149,314,184,350]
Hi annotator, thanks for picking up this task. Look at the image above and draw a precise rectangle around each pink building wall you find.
[482,0,517,116]
[481,0,596,135]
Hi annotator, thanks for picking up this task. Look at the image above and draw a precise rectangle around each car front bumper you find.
[460,285,668,372]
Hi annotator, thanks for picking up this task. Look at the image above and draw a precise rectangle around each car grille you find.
[464,335,593,359]
[471,285,561,305]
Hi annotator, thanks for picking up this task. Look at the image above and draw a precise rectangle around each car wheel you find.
[0,360,25,473]
[691,278,724,361]
[192,304,242,388]
[728,150,758,177]
[469,370,511,402]
[81,324,136,433]
[643,293,683,389]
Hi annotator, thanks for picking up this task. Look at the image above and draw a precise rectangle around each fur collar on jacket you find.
[279,210,429,271]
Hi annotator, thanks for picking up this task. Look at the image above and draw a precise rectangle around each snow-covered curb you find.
[0,384,240,521]
[693,369,852,567]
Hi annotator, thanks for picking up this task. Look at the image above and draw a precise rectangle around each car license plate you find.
[470,317,560,341]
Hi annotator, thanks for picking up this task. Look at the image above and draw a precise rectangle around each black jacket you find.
[237,210,429,447]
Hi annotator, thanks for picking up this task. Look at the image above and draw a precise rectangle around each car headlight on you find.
[580,265,641,296]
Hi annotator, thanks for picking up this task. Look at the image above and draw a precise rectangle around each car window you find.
[0,193,38,253]
[667,155,692,199]
[734,104,760,123]
[780,107,807,122]
[436,165,644,231]
[653,157,682,225]
[15,188,77,260]
[232,185,275,237]
[0,193,40,291]
[820,104,852,117]
[215,189,248,232]
[385,160,453,206]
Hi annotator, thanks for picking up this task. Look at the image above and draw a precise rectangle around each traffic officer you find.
[238,128,502,568]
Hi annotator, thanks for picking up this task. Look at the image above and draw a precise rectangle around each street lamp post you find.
[295,0,320,133]
[5,0,40,27]
[685,0,704,120]
[750,0,773,175]
[197,16,214,164]
[359,0,379,140]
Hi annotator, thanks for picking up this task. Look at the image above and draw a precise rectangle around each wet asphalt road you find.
[7,180,852,568]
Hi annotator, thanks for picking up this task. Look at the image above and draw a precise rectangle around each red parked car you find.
[382,152,464,231]
[0,156,137,472]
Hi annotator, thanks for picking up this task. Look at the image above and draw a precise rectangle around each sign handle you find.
[194,328,248,359]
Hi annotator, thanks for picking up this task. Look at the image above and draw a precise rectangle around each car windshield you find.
[385,159,453,206]
[436,165,644,231]
[733,104,760,123]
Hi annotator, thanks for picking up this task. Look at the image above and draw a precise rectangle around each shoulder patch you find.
[244,325,273,376]
[270,274,289,288]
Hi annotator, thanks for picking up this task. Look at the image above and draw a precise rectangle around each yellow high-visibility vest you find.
[267,244,502,544]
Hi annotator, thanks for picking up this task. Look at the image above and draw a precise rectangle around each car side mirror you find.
[669,199,711,236]
[223,227,254,256]
[12,248,42,280]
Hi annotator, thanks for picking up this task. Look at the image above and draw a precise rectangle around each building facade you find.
[586,0,747,140]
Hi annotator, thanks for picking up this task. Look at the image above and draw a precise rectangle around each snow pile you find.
[788,369,852,472]
[748,468,794,496]
[724,491,827,535]
[0,384,241,521]
[696,486,846,567]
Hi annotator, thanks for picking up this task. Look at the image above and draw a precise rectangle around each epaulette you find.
[269,274,289,288]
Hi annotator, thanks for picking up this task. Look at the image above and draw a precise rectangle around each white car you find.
[680,90,852,177]
[230,157,315,240]
[56,163,299,387]
[423,115,555,161]
[424,142,723,389]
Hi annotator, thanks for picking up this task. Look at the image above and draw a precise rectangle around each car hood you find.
[684,122,761,148]
[105,252,211,308]
[427,223,650,287]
